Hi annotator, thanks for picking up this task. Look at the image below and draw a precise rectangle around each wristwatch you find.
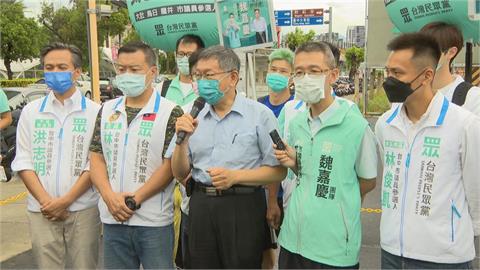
[125,196,141,210]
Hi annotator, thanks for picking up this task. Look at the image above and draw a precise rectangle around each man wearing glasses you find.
[161,34,205,105]
[160,34,205,268]
[273,42,378,269]
[167,45,287,268]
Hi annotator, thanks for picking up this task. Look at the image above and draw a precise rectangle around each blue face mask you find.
[197,79,225,105]
[114,73,148,97]
[45,71,74,94]
[266,73,289,92]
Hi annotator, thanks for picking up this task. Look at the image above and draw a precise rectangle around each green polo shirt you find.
[0,89,10,113]
[164,75,197,106]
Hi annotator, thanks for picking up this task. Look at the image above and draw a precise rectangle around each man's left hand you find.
[41,197,71,221]
[208,168,238,190]
[266,200,281,230]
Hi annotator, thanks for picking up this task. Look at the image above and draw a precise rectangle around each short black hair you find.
[175,34,205,53]
[40,42,82,68]
[118,41,157,67]
[295,41,336,68]
[229,13,235,17]
[188,48,204,74]
[420,22,463,66]
[387,33,441,70]
[254,8,260,13]
[323,41,341,67]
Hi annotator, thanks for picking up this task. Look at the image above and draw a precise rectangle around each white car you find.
[3,87,50,110]
[30,75,94,99]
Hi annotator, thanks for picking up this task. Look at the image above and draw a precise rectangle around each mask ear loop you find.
[410,68,433,91]
[218,71,235,95]
[145,66,156,89]
[408,68,427,86]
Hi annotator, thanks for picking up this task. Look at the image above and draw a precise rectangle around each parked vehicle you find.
[1,87,49,181]
[101,77,122,102]
[31,75,96,99]
[3,87,50,110]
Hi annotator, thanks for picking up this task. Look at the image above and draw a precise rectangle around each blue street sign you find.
[276,18,292,26]
[292,16,323,26]
[275,10,292,19]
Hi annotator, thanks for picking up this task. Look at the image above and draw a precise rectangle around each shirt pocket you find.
[227,132,259,168]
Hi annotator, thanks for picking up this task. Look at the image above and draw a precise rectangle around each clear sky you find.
[23,0,366,37]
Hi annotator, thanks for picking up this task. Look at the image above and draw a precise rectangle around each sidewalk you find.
[0,176,31,263]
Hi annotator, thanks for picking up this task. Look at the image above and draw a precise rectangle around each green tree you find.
[345,46,364,80]
[122,27,141,45]
[39,1,130,69]
[285,27,316,51]
[345,46,365,103]
[158,51,176,74]
[0,0,46,79]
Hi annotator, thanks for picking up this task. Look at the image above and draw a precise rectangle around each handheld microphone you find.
[176,97,206,145]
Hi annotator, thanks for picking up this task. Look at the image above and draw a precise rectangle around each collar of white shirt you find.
[39,88,85,115]
[437,75,464,101]
[386,92,450,132]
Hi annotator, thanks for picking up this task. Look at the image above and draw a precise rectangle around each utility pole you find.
[87,0,100,103]
[324,7,333,42]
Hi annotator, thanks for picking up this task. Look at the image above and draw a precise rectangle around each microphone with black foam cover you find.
[176,97,206,145]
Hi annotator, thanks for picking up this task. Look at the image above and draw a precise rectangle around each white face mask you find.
[293,74,327,104]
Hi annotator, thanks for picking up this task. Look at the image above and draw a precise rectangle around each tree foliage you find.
[38,1,130,69]
[122,27,141,45]
[285,27,316,51]
[0,0,46,79]
[345,46,364,80]
[158,52,176,74]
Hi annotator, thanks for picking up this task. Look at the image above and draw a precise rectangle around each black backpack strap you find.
[452,81,473,106]
[161,79,172,97]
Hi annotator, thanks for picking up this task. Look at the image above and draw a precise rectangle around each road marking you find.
[0,191,27,206]
[361,207,382,213]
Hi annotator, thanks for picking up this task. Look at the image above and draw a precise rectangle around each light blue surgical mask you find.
[197,79,224,105]
[266,73,289,92]
[114,73,148,97]
[176,56,190,75]
[45,71,74,94]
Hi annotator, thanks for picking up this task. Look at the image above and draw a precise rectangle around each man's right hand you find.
[105,192,135,222]
[175,113,198,145]
[274,142,297,170]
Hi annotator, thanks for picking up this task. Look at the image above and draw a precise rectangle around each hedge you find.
[0,79,38,88]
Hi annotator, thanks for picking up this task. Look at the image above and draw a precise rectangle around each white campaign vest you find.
[179,101,193,215]
[98,92,177,227]
[14,90,100,212]
[376,93,476,263]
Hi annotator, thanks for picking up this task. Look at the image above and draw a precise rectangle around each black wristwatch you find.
[125,196,141,210]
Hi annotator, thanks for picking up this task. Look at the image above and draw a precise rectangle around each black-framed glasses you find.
[192,70,234,81]
[176,52,194,58]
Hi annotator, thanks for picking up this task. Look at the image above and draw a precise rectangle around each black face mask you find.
[383,71,425,103]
